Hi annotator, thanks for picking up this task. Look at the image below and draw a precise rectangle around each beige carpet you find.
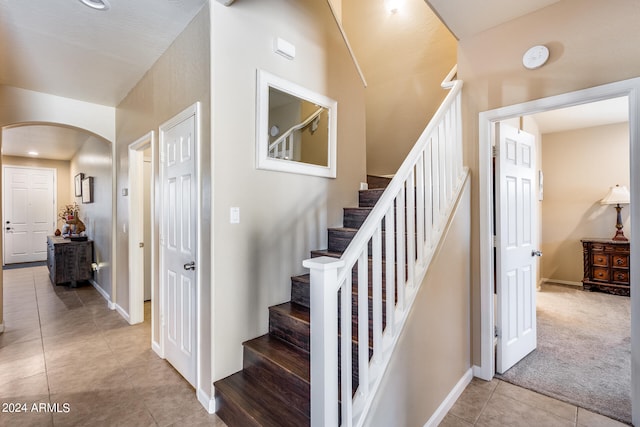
[496,283,631,425]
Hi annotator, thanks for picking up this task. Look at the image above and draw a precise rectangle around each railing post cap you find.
[303,256,345,270]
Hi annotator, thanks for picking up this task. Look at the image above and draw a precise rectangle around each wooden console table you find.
[46,236,94,287]
[581,238,630,296]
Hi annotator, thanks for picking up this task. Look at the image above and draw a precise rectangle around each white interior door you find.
[3,166,55,264]
[161,112,197,387]
[496,122,539,374]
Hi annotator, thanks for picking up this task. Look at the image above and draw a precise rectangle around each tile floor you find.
[0,266,631,427]
[440,378,630,427]
[0,266,226,427]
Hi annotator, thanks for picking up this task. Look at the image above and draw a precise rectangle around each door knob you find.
[531,250,543,257]
[184,261,196,271]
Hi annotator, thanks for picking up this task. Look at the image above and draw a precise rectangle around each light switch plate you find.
[230,207,240,224]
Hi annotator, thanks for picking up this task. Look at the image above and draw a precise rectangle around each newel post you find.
[302,256,344,427]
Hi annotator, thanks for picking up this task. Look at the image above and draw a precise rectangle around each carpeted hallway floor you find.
[497,283,631,425]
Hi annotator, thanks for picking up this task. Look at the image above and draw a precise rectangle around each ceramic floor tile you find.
[438,413,474,427]
[0,407,54,427]
[447,378,496,424]
[494,381,577,422]
[0,352,46,383]
[0,338,43,363]
[577,408,630,427]
[0,323,42,349]
[167,411,228,427]
[43,335,113,371]
[476,392,575,427]
[46,358,132,395]
[0,372,49,399]
[138,381,204,427]
[51,390,155,427]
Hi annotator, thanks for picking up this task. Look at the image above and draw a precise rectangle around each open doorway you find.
[477,77,640,426]
[128,131,155,327]
[492,99,631,422]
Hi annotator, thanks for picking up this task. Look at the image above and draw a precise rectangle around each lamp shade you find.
[600,185,630,205]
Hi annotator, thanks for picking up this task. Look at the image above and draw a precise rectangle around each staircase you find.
[214,178,391,427]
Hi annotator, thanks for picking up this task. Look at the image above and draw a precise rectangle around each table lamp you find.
[600,184,631,241]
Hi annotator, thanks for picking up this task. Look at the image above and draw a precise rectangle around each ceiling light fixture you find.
[522,45,550,70]
[28,151,39,156]
[385,0,403,13]
[79,0,111,11]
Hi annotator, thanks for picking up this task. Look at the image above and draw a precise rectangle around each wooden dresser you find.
[581,238,630,296]
[47,236,94,287]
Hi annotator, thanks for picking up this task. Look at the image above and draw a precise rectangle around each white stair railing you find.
[268,107,325,160]
[304,68,467,427]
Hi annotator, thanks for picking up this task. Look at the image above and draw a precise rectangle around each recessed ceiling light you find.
[79,0,111,11]
[28,151,39,156]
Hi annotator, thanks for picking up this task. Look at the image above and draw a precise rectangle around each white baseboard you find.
[90,279,115,309]
[424,368,473,427]
[197,388,216,414]
[114,303,130,323]
[541,278,582,288]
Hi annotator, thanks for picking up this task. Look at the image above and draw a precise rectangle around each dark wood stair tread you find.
[215,372,309,427]
[244,334,310,383]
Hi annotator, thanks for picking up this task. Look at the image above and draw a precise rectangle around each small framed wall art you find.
[74,173,84,197]
[82,177,94,204]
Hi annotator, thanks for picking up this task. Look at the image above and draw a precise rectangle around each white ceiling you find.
[426,0,562,40]
[0,0,630,161]
[0,0,208,107]
[531,97,629,134]
[0,0,207,160]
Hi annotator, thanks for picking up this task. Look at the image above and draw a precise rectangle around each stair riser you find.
[343,208,372,229]
[269,308,310,352]
[243,346,310,417]
[359,189,385,207]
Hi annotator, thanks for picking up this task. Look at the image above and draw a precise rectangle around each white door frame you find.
[128,131,155,326]
[477,77,640,424]
[158,102,203,393]
[2,165,57,265]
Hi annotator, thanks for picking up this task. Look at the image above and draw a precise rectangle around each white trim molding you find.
[197,389,216,414]
[540,278,582,288]
[424,368,473,427]
[477,78,640,427]
[90,279,116,310]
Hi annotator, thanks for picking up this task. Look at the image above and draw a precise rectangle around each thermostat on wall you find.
[522,45,549,70]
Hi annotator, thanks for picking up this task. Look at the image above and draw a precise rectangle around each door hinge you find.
[495,325,500,338]
[493,236,498,247]
[492,145,498,158]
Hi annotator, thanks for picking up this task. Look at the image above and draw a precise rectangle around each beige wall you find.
[541,123,630,284]
[211,0,366,380]
[2,156,72,221]
[455,0,640,369]
[115,4,212,395]
[343,0,457,175]
[365,177,471,426]
[70,137,113,297]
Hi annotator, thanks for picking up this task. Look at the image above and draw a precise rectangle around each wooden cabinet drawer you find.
[612,269,629,284]
[592,267,609,282]
[592,253,608,266]
[612,255,628,267]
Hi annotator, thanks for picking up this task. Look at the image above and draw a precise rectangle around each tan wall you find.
[541,123,630,284]
[115,5,212,394]
[365,177,471,425]
[2,156,72,220]
[211,0,366,380]
[455,0,640,369]
[70,137,113,296]
[343,0,457,175]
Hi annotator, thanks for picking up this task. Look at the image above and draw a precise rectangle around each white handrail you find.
[304,68,467,427]
[268,107,325,158]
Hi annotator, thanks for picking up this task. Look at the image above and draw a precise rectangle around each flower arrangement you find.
[58,202,80,224]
